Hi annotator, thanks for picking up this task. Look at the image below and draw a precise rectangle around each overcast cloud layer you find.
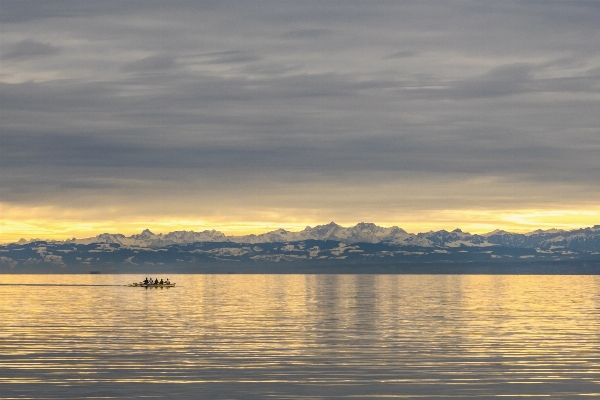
[1,1,599,236]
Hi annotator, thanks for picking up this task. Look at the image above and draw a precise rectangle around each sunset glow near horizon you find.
[1,204,598,243]
[1,2,599,244]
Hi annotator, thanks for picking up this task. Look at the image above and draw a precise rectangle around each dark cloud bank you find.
[1,1,599,217]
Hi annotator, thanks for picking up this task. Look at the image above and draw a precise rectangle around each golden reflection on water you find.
[0,274,599,399]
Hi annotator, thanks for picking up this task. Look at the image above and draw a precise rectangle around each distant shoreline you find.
[2,260,599,275]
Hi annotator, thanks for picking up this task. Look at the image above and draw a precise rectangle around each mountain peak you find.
[485,229,508,236]
[355,222,376,227]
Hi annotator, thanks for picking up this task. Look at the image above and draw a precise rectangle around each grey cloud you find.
[450,64,533,99]
[403,62,600,101]
[122,54,176,72]
[584,66,600,76]
[385,50,418,59]
[0,81,122,112]
[240,62,302,76]
[522,0,600,28]
[0,1,218,23]
[201,51,261,65]
[3,39,62,60]
[281,29,333,39]
[536,76,600,94]
[2,124,598,183]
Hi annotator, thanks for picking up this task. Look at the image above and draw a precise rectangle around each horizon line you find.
[4,221,598,245]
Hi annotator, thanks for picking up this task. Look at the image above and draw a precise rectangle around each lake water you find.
[1,274,599,399]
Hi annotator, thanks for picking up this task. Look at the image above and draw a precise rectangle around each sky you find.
[1,1,599,242]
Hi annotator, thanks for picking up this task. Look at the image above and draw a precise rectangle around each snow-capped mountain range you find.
[17,222,600,251]
[4,223,600,272]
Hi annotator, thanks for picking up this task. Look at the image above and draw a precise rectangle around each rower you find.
[154,278,159,285]
[159,279,164,284]
[165,278,170,284]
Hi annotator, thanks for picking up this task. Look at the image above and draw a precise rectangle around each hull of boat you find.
[128,283,176,287]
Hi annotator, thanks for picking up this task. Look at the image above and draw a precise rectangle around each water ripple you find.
[1,274,599,399]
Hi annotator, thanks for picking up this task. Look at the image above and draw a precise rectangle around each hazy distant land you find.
[1,223,599,274]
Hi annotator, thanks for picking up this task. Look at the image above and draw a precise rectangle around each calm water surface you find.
[1,274,599,399]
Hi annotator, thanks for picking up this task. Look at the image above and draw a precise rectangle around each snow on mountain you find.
[229,228,303,244]
[68,229,227,248]
[230,222,411,244]
[481,225,600,251]
[395,229,485,248]
[523,228,565,236]
[69,233,128,246]
[41,223,600,250]
[536,226,600,251]
[162,229,227,243]
[482,229,509,237]
[302,222,345,240]
[344,222,409,243]
[413,229,492,247]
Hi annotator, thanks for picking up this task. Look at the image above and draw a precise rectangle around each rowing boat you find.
[128,283,176,287]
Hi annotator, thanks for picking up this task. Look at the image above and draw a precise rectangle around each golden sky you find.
[2,201,598,243]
